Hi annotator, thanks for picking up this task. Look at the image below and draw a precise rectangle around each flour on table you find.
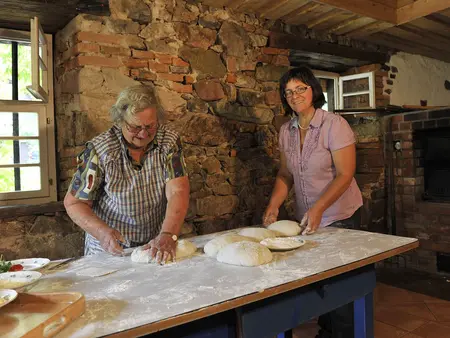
[267,220,301,237]
[131,239,197,263]
[216,241,273,267]
[238,227,277,242]
[204,234,256,258]
[76,267,118,277]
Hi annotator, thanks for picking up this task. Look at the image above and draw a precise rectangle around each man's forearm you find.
[66,202,110,240]
[160,190,189,235]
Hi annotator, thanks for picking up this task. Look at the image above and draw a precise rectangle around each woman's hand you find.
[143,233,177,264]
[98,227,125,256]
[300,206,324,235]
[263,206,279,226]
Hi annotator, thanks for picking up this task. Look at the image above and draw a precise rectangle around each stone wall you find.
[54,0,289,237]
[0,203,84,261]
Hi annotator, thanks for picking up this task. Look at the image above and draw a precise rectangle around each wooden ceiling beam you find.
[396,0,450,25]
[313,0,397,23]
[269,31,389,64]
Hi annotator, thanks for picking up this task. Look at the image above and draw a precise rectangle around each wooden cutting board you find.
[0,292,85,338]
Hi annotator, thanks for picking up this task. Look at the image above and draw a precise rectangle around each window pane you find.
[18,44,38,101]
[0,168,15,192]
[0,112,39,136]
[343,94,371,109]
[343,78,369,94]
[0,139,40,164]
[20,166,41,191]
[0,42,12,100]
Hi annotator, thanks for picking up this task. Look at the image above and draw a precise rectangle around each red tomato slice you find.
[9,264,24,272]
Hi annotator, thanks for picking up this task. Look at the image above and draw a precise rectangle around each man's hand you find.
[98,227,125,256]
[263,206,279,226]
[143,233,177,264]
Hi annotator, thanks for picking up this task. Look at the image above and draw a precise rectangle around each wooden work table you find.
[29,227,418,338]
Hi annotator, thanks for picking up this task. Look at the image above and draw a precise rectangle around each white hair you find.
[110,85,165,125]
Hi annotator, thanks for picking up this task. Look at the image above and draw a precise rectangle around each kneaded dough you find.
[238,227,277,242]
[216,241,273,267]
[131,239,197,263]
[204,234,256,258]
[267,220,301,237]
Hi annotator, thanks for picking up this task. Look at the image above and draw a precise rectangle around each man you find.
[64,85,190,264]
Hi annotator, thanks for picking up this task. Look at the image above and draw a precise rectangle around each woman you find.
[64,85,189,265]
[263,67,363,338]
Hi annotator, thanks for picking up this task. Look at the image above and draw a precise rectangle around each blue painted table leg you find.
[276,329,293,338]
[354,292,374,338]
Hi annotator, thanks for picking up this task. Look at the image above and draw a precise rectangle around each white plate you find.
[260,237,306,251]
[0,271,42,291]
[0,289,18,308]
[9,258,50,271]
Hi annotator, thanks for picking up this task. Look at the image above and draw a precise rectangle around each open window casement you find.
[338,72,376,110]
[26,17,48,102]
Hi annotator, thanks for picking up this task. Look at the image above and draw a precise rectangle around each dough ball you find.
[130,239,197,263]
[216,241,273,267]
[267,220,301,237]
[131,246,151,263]
[204,234,256,258]
[176,239,197,259]
[238,227,277,242]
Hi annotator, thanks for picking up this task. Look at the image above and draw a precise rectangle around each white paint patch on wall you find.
[387,52,450,106]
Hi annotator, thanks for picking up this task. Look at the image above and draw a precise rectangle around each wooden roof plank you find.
[309,11,356,30]
[306,8,343,28]
[313,0,397,23]
[281,2,322,24]
[329,16,377,35]
[289,4,337,26]
[382,26,450,53]
[346,21,395,37]
[369,32,450,63]
[261,0,310,20]
[407,17,450,39]
[396,0,450,25]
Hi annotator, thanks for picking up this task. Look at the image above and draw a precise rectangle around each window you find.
[0,18,56,206]
[313,70,339,112]
[339,72,375,109]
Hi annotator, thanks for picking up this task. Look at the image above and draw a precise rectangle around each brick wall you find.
[385,108,450,273]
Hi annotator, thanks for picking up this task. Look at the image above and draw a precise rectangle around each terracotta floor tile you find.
[389,303,437,321]
[375,283,442,305]
[426,302,450,322]
[293,322,319,338]
[375,305,430,332]
[412,322,450,337]
[401,334,424,338]
[374,320,408,338]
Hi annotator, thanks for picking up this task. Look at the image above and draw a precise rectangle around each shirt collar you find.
[290,108,324,130]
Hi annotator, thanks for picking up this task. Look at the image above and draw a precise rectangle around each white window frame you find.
[313,70,340,111]
[0,23,56,206]
[339,71,376,109]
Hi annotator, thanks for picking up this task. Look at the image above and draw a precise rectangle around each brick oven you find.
[387,107,450,274]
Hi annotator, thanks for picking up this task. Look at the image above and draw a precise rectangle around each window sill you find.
[0,201,65,219]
